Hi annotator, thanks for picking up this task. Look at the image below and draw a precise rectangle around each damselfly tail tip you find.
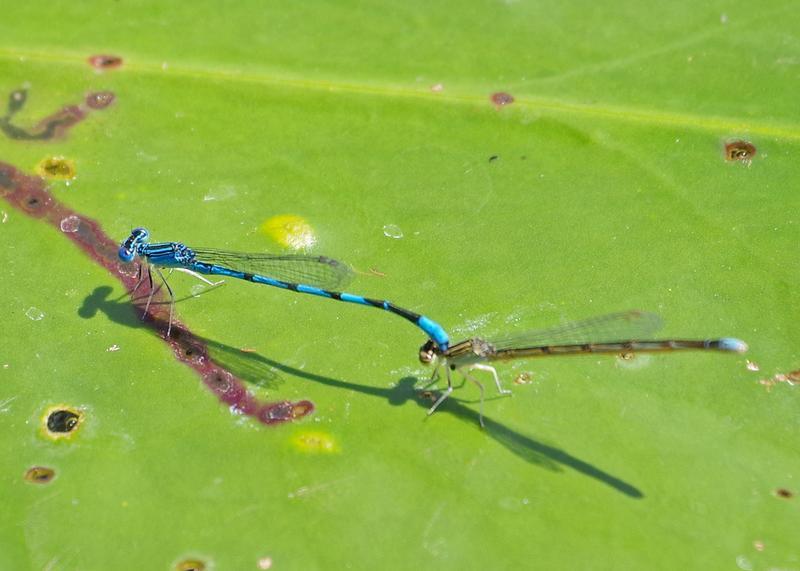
[718,337,748,353]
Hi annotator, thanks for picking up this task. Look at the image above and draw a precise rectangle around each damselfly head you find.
[118,246,135,262]
[118,227,150,262]
[418,339,438,364]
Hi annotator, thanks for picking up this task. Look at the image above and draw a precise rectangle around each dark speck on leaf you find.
[491,92,514,107]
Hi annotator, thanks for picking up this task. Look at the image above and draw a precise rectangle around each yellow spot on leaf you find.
[260,214,317,250]
[36,157,76,180]
[291,430,339,454]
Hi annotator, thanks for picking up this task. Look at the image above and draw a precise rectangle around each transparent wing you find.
[489,311,664,350]
[191,248,354,291]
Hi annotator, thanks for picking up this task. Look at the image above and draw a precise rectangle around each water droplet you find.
[735,555,752,571]
[25,307,44,321]
[203,185,236,202]
[430,83,444,92]
[257,557,273,570]
[383,224,404,239]
[59,215,80,233]
[106,344,120,352]
[745,360,760,372]
[1,211,8,223]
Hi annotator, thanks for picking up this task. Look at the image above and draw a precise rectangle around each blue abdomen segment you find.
[190,261,450,349]
[418,316,450,350]
[715,338,749,353]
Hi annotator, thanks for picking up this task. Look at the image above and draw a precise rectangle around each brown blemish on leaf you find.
[491,92,515,107]
[1,87,113,141]
[724,140,757,162]
[25,466,56,484]
[88,54,123,69]
[85,91,116,110]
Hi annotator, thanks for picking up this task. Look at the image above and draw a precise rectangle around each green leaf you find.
[1,2,797,569]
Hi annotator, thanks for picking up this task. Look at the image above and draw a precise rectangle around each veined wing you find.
[191,248,354,290]
[489,311,664,350]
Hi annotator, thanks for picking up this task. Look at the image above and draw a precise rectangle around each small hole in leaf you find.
[25,466,55,484]
[725,140,756,162]
[47,408,81,433]
[42,405,84,439]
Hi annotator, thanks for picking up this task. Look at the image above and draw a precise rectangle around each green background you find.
[1,1,797,569]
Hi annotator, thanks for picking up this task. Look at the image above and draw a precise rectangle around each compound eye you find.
[132,227,149,240]
[118,246,135,262]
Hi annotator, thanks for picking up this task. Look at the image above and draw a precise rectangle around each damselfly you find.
[118,227,449,346]
[418,310,747,426]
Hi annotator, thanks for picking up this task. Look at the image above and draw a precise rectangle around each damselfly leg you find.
[467,363,512,396]
[154,268,175,338]
[427,363,454,417]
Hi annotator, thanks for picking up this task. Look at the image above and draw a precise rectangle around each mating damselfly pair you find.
[119,227,747,425]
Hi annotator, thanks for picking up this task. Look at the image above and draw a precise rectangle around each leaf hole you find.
[46,408,81,433]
